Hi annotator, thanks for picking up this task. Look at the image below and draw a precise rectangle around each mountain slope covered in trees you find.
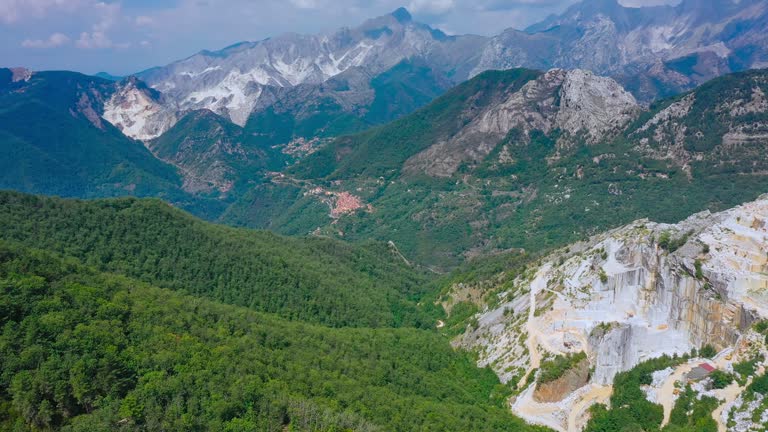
[0,191,432,328]
[0,238,550,432]
[0,69,224,218]
[228,68,768,268]
[0,70,172,196]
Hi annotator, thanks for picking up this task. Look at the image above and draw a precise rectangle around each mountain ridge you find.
[134,7,484,128]
[110,0,767,140]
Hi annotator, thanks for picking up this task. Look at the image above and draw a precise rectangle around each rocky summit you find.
[475,0,768,100]
[403,69,640,177]
[134,8,482,127]
[103,77,178,141]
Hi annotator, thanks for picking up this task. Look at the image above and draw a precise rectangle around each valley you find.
[259,67,768,268]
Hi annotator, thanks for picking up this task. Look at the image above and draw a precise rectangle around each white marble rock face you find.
[102,78,178,141]
[455,195,768,431]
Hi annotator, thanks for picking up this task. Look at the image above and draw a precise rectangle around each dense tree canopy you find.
[0,240,550,431]
[0,191,433,328]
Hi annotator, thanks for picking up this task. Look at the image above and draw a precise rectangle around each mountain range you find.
[134,8,479,128]
[48,0,762,152]
[236,67,768,268]
[113,0,768,139]
[3,0,768,268]
[479,0,768,99]
[2,0,768,431]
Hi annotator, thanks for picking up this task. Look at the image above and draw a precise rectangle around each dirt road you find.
[567,385,612,432]
[659,361,697,427]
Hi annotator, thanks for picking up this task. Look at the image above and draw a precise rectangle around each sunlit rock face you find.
[135,8,483,127]
[102,77,178,141]
[455,195,768,429]
[403,69,639,177]
[471,0,768,100]
[103,0,768,141]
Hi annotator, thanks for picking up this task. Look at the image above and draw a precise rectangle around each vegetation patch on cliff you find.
[537,352,588,386]
[534,354,590,403]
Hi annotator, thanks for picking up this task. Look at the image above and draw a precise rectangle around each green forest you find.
[0,191,432,328]
[0,191,553,431]
[2,64,768,431]
[0,240,547,432]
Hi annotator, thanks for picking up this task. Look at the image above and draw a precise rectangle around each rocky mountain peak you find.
[390,7,412,23]
[402,68,639,177]
[477,0,768,102]
[95,0,767,145]
[134,7,476,128]
[556,69,639,143]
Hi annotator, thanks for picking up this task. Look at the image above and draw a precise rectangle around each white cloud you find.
[2,0,131,50]
[289,0,319,9]
[408,0,456,15]
[0,0,88,24]
[92,2,119,32]
[21,31,70,48]
[74,2,130,49]
[76,30,112,48]
[135,15,154,26]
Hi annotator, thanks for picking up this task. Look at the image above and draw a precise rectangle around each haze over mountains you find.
[480,0,768,98]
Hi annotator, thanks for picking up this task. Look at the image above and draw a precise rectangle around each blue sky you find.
[0,0,679,75]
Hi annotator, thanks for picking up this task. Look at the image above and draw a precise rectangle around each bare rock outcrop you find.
[455,195,768,430]
[102,77,178,141]
[404,69,639,177]
[10,67,32,82]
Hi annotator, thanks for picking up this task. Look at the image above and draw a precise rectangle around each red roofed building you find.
[686,363,716,381]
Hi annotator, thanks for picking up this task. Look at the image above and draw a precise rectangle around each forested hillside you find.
[229,68,768,269]
[0,191,432,328]
[0,71,196,205]
[148,109,272,197]
[2,2,767,431]
[0,240,550,431]
[288,68,543,180]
